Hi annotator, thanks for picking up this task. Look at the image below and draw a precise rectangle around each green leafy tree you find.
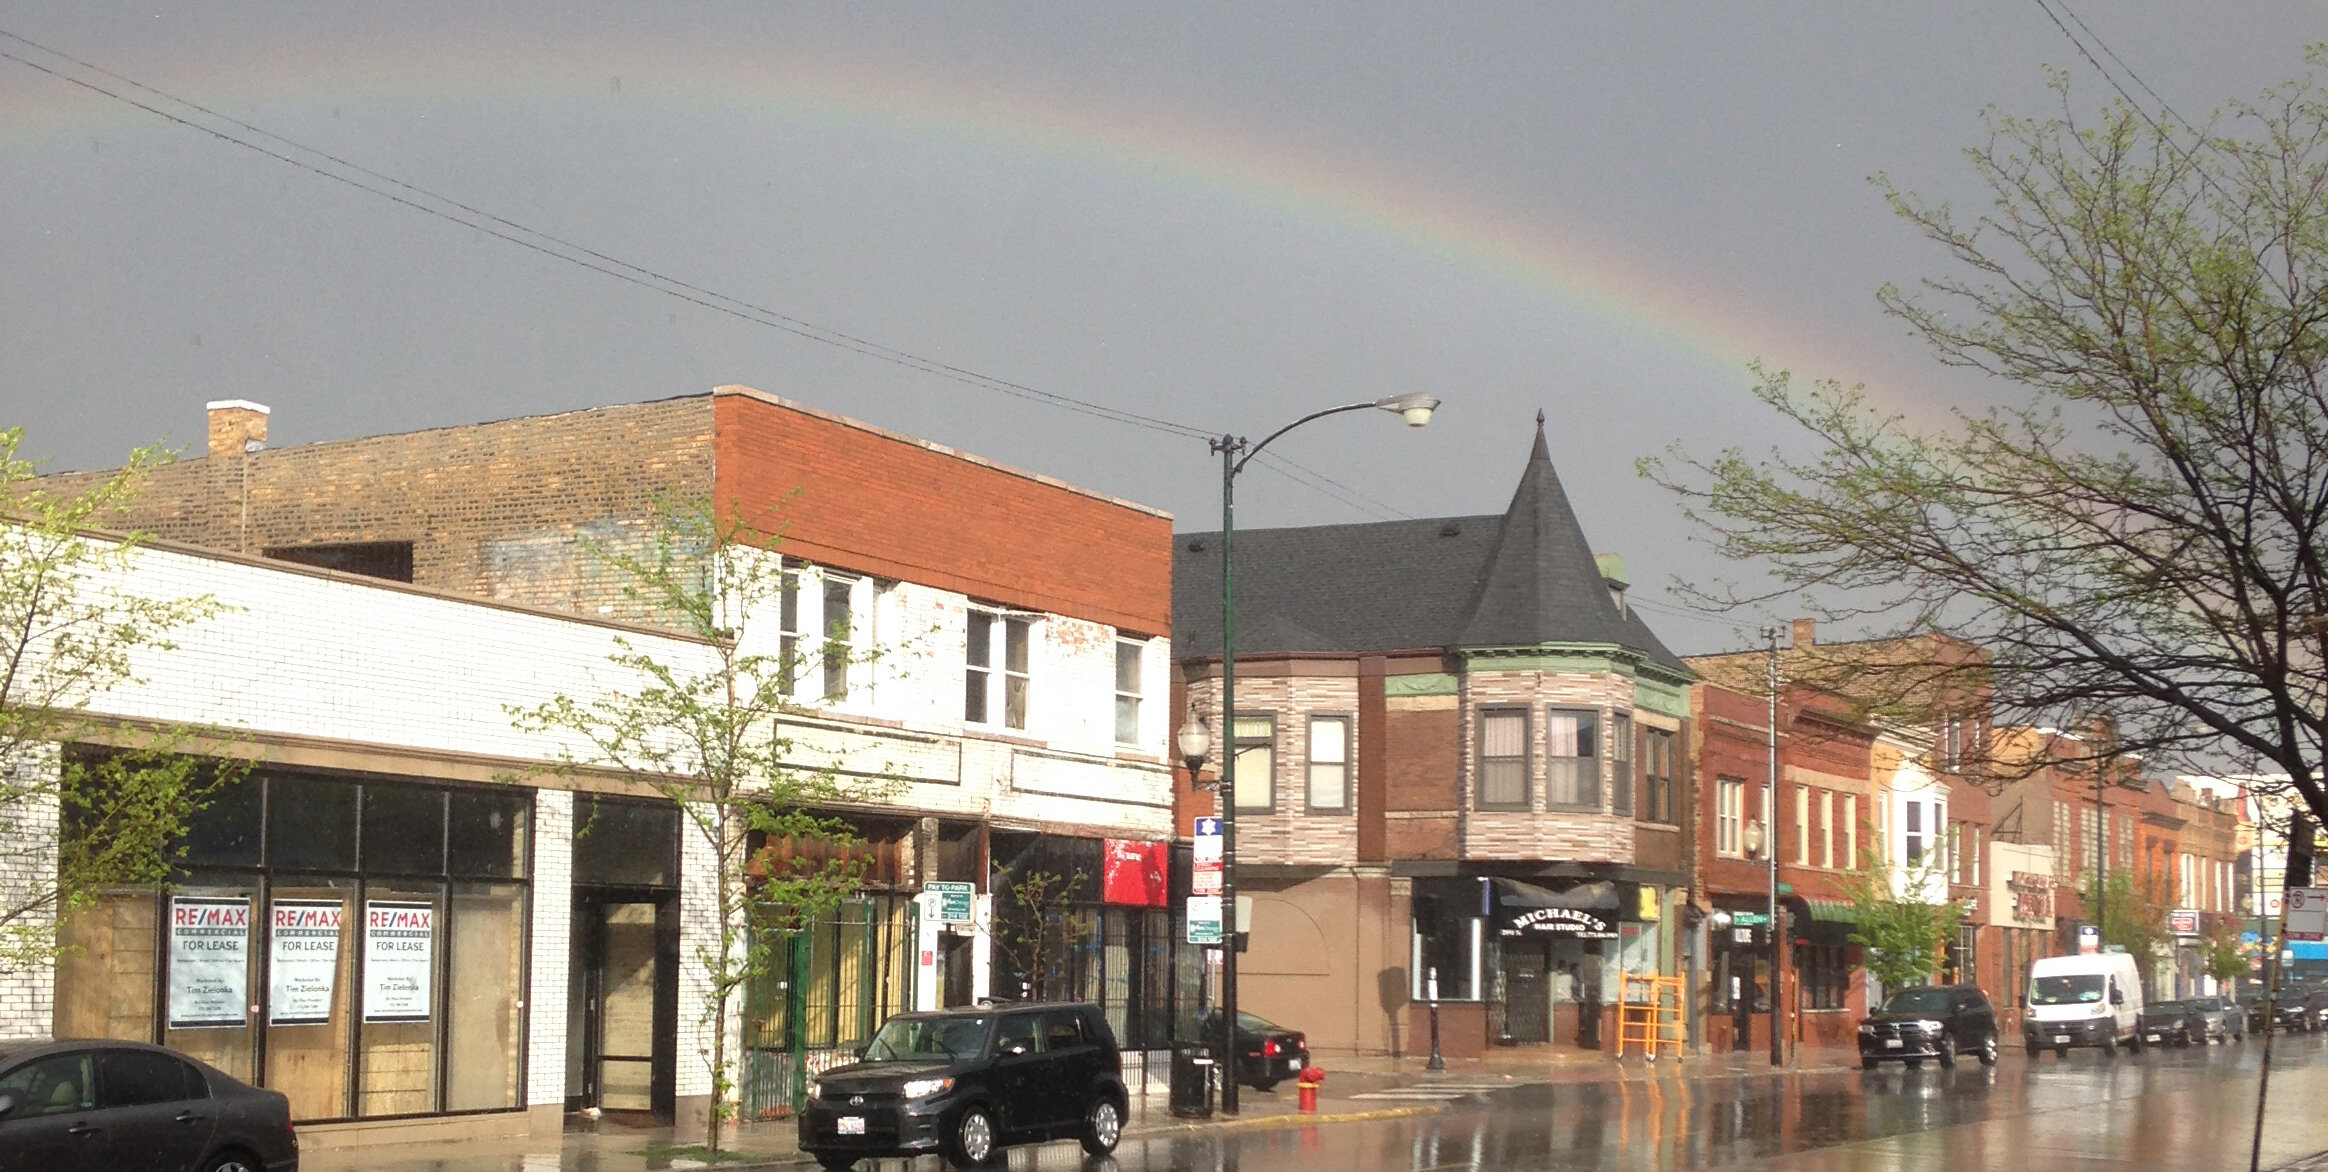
[2079,869,2173,968]
[1840,850,1966,993]
[508,495,874,1157]
[0,427,243,971]
[1644,54,2328,823]
[2202,921,2249,984]
[989,868,1093,1002]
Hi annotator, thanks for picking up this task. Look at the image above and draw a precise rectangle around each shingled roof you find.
[1172,418,1689,675]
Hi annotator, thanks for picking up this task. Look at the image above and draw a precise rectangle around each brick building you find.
[28,391,1182,1145]
[1170,421,1694,1059]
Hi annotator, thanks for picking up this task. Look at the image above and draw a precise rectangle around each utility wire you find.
[0,30,1431,520]
[2027,0,2240,206]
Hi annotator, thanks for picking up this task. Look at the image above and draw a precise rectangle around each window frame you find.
[963,606,1035,732]
[1112,638,1145,746]
[1610,712,1635,818]
[1716,777,1746,858]
[1474,707,1532,812]
[1305,714,1353,814]
[1231,712,1277,815]
[1640,727,1677,825]
[1542,707,1600,812]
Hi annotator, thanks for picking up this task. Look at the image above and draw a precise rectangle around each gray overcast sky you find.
[2,3,2317,653]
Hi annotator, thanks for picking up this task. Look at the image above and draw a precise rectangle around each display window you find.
[51,767,532,1123]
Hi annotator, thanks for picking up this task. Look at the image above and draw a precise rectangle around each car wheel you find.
[1081,1096,1123,1156]
[1980,1036,1999,1067]
[1905,1058,1923,1069]
[945,1105,997,1168]
[2102,1034,2118,1058]
[2025,1041,2041,1059]
[1936,1036,1956,1068]
[2177,1034,2192,1048]
[202,1153,263,1172]
[1251,1078,1281,1092]
[2056,1045,2069,1058]
[1862,1056,1881,1070]
[817,1157,858,1172]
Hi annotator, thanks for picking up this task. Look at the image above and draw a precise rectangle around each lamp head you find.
[1744,819,1765,860]
[1372,393,1440,429]
[1176,711,1212,771]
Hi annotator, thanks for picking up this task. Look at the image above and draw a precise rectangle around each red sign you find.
[1102,839,1169,908]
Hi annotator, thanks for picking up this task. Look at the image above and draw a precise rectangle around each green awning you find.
[1803,899,1859,925]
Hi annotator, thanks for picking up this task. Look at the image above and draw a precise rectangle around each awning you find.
[1491,878,1618,910]
[1801,899,1859,925]
[1492,878,1619,939]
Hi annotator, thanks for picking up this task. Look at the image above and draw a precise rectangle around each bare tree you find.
[1647,55,2328,821]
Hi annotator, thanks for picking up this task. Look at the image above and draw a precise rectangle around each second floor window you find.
[1819,790,1835,868]
[965,609,1032,730]
[1477,709,1529,809]
[823,576,856,702]
[1233,715,1275,813]
[1844,794,1858,870]
[1716,777,1745,857]
[1113,639,1143,744]
[778,567,802,697]
[1610,713,1634,818]
[1307,716,1350,811]
[1904,800,1924,865]
[1544,710,1598,810]
[1642,728,1676,824]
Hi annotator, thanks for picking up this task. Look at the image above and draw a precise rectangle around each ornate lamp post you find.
[1185,392,1438,1115]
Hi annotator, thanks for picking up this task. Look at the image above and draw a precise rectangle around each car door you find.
[95,1048,216,1172]
[1040,1009,1098,1129]
[987,1012,1048,1136]
[1957,991,1993,1051]
[0,1050,102,1172]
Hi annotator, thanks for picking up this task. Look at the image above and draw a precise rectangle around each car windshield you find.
[2029,974,2105,1005]
[1879,988,1954,1015]
[862,1016,990,1061]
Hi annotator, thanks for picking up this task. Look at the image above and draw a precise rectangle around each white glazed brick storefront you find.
[10,532,1171,1135]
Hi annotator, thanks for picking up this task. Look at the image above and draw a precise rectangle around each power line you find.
[0,29,1211,442]
[2027,0,2239,206]
[0,30,1442,523]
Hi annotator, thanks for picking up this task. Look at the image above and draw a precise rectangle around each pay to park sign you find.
[167,896,251,1029]
[363,901,436,1023]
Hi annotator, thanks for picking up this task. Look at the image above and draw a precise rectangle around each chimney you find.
[1791,618,1816,648]
[206,400,270,458]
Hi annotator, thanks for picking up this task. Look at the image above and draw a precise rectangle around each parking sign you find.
[2287,887,2328,941]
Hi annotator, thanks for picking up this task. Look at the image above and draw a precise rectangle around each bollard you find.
[1296,1065,1327,1113]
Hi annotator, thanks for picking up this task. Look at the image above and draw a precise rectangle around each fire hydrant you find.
[1296,1065,1327,1113]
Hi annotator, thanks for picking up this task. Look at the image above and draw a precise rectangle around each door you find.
[92,1049,213,1172]
[574,894,678,1119]
[1039,1009,1099,1128]
[0,1050,100,1172]
[940,933,975,1008]
[1502,945,1550,1044]
[988,1013,1048,1134]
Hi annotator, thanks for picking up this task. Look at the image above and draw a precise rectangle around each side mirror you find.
[2109,990,2124,1007]
[1002,1040,1031,1057]
[0,1090,19,1120]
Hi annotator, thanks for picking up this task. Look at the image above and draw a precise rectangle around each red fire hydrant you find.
[1296,1065,1327,1113]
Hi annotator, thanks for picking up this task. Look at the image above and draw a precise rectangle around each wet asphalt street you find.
[873,1034,2328,1172]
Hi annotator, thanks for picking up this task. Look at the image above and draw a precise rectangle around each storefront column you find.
[524,789,573,1134]
[971,893,994,1002]
[0,743,59,1037]
[672,802,728,1142]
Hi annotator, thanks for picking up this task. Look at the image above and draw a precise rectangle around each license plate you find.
[1288,1057,1302,1070]
[2052,1035,2070,1044]
[1884,1038,1902,1049]
[837,1116,866,1136]
[2147,1033,2160,1042]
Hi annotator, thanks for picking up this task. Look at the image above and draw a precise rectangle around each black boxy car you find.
[2138,1000,2205,1047]
[799,1003,1127,1171]
[1857,985,1999,1069]
[0,1038,299,1172]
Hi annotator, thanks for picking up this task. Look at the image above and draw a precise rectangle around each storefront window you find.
[54,770,531,1123]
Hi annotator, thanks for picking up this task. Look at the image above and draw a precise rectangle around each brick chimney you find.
[1791,618,1817,648]
[206,400,270,458]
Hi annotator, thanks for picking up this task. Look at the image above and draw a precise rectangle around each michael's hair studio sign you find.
[1501,906,1616,939]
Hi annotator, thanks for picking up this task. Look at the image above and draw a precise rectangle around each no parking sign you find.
[2286,887,2328,941]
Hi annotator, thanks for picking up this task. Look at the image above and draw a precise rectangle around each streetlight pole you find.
[1761,626,1782,1068]
[1188,392,1438,1117]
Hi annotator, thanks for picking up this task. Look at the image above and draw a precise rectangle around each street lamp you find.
[1199,391,1439,1115]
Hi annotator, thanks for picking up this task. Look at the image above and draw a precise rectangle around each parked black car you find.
[798,1003,1127,1170]
[0,1038,298,1172]
[1197,1010,1310,1091]
[1857,985,1999,1069]
[2138,1000,2206,1047]
[2273,992,2315,1033]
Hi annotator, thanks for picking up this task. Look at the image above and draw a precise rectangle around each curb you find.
[1124,1101,1448,1137]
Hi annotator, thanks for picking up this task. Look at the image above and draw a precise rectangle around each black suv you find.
[799,1002,1128,1170]
[1857,984,1999,1069]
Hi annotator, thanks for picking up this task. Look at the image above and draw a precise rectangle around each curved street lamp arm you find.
[1230,400,1383,477]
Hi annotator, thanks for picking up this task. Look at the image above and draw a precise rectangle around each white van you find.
[2023,952,2146,1057]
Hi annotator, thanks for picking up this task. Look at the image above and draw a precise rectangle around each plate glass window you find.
[1232,715,1276,813]
[1306,716,1350,811]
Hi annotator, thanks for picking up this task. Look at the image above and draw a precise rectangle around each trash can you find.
[1169,1044,1214,1118]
